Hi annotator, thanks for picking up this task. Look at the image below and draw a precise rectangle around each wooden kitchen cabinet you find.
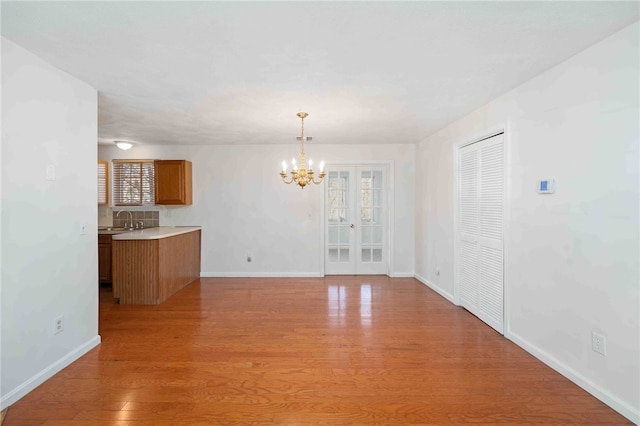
[112,228,201,305]
[154,160,192,205]
[98,234,112,283]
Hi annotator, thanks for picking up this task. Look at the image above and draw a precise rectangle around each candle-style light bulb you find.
[282,161,287,172]
[309,159,313,170]
[292,158,297,171]
[319,161,325,172]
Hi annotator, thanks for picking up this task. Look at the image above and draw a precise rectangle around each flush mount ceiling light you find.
[114,140,134,150]
[280,112,325,189]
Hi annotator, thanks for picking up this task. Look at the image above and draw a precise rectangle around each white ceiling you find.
[2,1,638,146]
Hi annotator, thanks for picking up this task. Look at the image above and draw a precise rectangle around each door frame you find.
[452,123,512,338]
[320,160,394,277]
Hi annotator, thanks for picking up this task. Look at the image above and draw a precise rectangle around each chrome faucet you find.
[116,210,133,229]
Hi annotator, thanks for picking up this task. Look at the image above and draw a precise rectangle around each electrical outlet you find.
[592,331,606,356]
[435,268,440,276]
[46,164,56,181]
[79,222,87,235]
[247,254,252,263]
[54,316,64,335]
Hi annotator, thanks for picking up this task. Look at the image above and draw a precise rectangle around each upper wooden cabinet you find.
[154,160,192,205]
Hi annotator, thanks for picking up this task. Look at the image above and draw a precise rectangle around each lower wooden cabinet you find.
[112,230,201,304]
[98,234,112,283]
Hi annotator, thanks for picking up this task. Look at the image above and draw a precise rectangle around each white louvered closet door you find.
[458,133,504,333]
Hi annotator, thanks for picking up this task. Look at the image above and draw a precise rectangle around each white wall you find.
[1,38,100,409]
[99,143,415,277]
[415,23,639,422]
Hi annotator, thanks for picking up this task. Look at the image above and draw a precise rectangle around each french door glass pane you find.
[373,189,383,206]
[328,226,351,245]
[339,249,350,262]
[339,226,350,243]
[372,248,383,262]
[361,248,371,262]
[328,227,339,244]
[361,227,371,244]
[372,170,383,188]
[371,226,382,244]
[329,171,349,223]
[371,207,383,225]
[328,248,339,262]
[328,170,351,264]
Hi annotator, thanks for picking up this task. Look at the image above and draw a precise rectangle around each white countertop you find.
[111,226,201,240]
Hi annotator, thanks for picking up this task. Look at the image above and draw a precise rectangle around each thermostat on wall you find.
[538,179,556,194]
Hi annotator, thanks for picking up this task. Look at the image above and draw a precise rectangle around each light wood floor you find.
[4,277,631,425]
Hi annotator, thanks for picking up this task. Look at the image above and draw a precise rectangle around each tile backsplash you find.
[112,210,159,229]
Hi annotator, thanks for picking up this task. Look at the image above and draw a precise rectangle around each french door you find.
[325,165,388,275]
[457,133,505,333]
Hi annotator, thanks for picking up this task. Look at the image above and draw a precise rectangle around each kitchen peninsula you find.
[111,226,201,305]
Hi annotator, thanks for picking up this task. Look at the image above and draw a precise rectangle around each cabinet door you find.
[154,160,192,205]
[98,236,112,283]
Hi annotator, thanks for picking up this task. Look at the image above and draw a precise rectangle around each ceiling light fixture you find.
[114,140,134,150]
[280,112,325,189]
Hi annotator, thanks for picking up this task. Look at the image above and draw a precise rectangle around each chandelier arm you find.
[280,171,295,184]
[311,171,326,185]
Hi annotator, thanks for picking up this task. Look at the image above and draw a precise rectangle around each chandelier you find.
[280,112,325,189]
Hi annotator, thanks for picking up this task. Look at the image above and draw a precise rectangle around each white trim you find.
[502,121,513,339]
[414,274,455,303]
[200,272,323,278]
[389,272,414,278]
[452,141,461,306]
[0,335,101,410]
[456,125,506,149]
[319,173,326,277]
[508,331,640,424]
[387,161,395,277]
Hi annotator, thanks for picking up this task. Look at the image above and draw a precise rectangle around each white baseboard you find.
[201,272,416,279]
[508,330,639,424]
[0,335,101,410]
[200,272,323,278]
[389,272,415,278]
[414,274,455,304]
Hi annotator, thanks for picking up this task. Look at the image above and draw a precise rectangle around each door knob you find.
[350,224,355,228]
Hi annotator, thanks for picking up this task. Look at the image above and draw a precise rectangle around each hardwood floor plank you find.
[3,277,632,425]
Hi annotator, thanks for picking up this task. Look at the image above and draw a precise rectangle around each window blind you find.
[112,160,155,206]
[98,160,109,205]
